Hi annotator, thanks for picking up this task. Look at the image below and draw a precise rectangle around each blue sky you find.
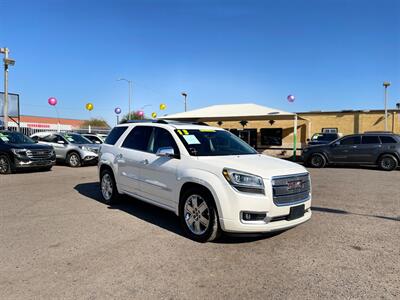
[1,0,399,125]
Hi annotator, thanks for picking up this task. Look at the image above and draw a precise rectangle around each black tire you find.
[179,187,221,243]
[100,168,120,205]
[309,153,327,168]
[378,154,398,171]
[66,152,81,168]
[0,154,12,174]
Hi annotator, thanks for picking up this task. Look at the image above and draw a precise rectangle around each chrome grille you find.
[271,173,310,206]
[26,149,53,160]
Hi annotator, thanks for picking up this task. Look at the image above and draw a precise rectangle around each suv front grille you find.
[271,173,311,206]
[26,149,53,160]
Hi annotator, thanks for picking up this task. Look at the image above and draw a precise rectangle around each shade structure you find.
[158,103,296,122]
[159,103,303,160]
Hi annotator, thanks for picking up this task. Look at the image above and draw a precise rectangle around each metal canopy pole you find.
[293,114,298,161]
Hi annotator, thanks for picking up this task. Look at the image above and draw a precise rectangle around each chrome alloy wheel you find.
[101,173,113,201]
[69,154,80,167]
[184,194,210,235]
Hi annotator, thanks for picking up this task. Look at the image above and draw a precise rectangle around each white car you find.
[98,121,312,242]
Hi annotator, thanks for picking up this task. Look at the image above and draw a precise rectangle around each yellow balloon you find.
[86,103,94,111]
[151,112,157,118]
[159,103,167,110]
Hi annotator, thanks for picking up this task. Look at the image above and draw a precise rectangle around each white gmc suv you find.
[98,121,312,242]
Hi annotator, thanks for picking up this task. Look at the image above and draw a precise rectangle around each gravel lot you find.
[1,165,399,299]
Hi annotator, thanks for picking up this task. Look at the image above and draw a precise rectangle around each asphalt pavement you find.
[0,165,399,299]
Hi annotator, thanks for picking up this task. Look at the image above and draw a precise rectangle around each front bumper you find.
[215,176,312,233]
[80,150,99,163]
[14,157,56,169]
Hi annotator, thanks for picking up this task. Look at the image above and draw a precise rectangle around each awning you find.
[158,103,298,121]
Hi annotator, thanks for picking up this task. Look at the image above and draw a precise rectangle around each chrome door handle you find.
[142,159,149,165]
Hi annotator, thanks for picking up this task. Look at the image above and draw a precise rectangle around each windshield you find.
[311,133,337,141]
[62,133,91,144]
[0,131,36,145]
[175,129,257,156]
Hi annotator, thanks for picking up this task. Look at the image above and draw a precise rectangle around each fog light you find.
[241,212,267,221]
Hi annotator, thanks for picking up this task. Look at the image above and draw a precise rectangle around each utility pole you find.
[118,78,132,120]
[383,81,391,131]
[1,48,15,130]
[181,92,188,112]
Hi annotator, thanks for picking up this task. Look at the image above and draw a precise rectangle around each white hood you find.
[197,154,307,179]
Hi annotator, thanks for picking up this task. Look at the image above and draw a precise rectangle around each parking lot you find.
[1,166,399,299]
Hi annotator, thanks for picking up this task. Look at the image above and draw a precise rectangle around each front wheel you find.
[179,188,220,243]
[378,155,398,171]
[100,168,119,205]
[67,152,81,167]
[0,155,12,174]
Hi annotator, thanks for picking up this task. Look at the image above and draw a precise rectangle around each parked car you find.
[82,134,104,144]
[302,133,400,171]
[0,130,55,174]
[31,132,100,167]
[98,121,312,242]
[307,132,342,145]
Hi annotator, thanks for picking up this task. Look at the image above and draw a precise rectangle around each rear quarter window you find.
[105,126,128,145]
[379,136,398,144]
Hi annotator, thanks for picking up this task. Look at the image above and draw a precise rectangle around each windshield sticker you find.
[0,136,9,142]
[177,130,183,135]
[64,134,75,142]
[199,129,216,132]
[182,130,189,135]
[183,135,201,145]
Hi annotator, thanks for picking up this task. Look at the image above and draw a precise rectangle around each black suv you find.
[0,131,56,174]
[302,133,400,171]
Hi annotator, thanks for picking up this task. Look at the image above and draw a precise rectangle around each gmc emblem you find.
[287,180,304,190]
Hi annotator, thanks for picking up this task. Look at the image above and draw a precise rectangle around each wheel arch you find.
[376,152,400,164]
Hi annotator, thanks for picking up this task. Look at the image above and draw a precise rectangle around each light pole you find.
[383,81,391,131]
[117,78,132,120]
[1,47,15,130]
[181,92,187,112]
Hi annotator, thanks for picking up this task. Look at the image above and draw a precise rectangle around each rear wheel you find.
[100,168,119,205]
[0,155,12,174]
[180,188,220,243]
[309,153,327,168]
[67,152,81,167]
[378,155,398,171]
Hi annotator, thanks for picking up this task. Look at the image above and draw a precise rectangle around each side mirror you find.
[331,141,339,147]
[156,147,175,158]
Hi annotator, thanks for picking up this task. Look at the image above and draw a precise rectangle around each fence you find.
[1,125,111,137]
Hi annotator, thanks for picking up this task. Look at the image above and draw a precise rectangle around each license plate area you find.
[287,204,305,221]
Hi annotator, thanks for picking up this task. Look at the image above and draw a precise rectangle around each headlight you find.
[11,148,28,157]
[223,168,264,194]
[79,146,90,151]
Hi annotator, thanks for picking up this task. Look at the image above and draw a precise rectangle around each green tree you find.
[120,111,147,123]
[81,118,110,128]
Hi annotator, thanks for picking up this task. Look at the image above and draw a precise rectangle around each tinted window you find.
[260,128,283,146]
[42,134,65,143]
[340,136,361,145]
[105,126,128,145]
[362,136,380,144]
[380,136,397,144]
[0,131,35,144]
[151,127,180,154]
[122,126,153,151]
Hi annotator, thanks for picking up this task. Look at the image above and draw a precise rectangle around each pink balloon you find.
[287,94,295,102]
[48,97,57,106]
[137,110,144,116]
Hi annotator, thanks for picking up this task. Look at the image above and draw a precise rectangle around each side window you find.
[362,136,380,144]
[380,136,397,144]
[105,126,128,145]
[339,136,361,145]
[121,126,153,151]
[152,128,180,155]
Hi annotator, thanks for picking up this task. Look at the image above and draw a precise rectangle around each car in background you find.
[31,132,100,167]
[0,131,55,174]
[302,133,400,171]
[82,134,104,144]
[98,121,312,242]
[307,132,342,145]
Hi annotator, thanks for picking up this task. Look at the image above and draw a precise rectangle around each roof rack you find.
[123,119,209,126]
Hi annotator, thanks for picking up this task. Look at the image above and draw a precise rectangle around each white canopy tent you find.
[159,103,304,159]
